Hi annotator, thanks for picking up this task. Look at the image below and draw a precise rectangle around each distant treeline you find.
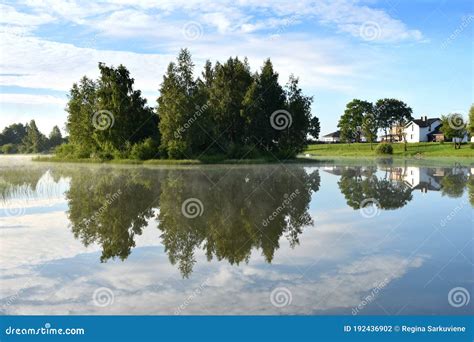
[54,48,320,161]
[0,121,64,154]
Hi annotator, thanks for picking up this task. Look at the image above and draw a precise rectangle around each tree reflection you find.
[157,166,320,277]
[66,168,162,261]
[61,165,319,277]
[337,166,413,210]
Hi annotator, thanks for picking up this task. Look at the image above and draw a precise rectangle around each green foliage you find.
[375,98,413,141]
[48,125,63,150]
[1,143,16,154]
[440,113,467,149]
[375,143,393,154]
[0,123,27,145]
[338,99,373,142]
[468,104,474,136]
[21,120,47,153]
[130,138,158,160]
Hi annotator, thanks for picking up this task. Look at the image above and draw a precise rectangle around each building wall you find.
[405,123,420,142]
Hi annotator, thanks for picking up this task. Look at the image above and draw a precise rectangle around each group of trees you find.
[60,49,319,160]
[337,98,413,149]
[0,121,64,154]
[338,99,473,150]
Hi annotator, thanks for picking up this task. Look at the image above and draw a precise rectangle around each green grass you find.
[304,142,474,158]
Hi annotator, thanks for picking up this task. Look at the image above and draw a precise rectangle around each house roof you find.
[427,124,443,137]
[323,130,340,138]
[409,118,440,128]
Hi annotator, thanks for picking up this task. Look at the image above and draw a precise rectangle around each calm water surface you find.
[0,156,472,315]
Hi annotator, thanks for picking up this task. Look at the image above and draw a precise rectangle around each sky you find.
[0,0,472,136]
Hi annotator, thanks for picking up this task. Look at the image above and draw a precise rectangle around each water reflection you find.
[0,159,472,315]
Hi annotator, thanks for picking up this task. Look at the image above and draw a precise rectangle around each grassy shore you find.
[304,142,474,158]
[33,156,321,165]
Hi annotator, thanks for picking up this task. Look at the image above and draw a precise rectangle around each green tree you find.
[157,49,204,158]
[95,62,158,153]
[309,116,320,141]
[22,120,47,153]
[375,99,413,143]
[0,123,27,146]
[282,75,314,156]
[48,125,63,149]
[440,113,467,149]
[242,59,286,152]
[362,113,378,150]
[65,76,99,157]
[469,104,474,140]
[210,56,253,151]
[338,99,372,143]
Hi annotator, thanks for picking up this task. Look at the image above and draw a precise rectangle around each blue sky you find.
[0,0,472,136]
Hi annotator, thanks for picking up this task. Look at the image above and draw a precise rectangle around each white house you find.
[404,116,441,142]
[321,130,341,143]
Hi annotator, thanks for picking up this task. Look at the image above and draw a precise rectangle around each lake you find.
[0,156,472,315]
